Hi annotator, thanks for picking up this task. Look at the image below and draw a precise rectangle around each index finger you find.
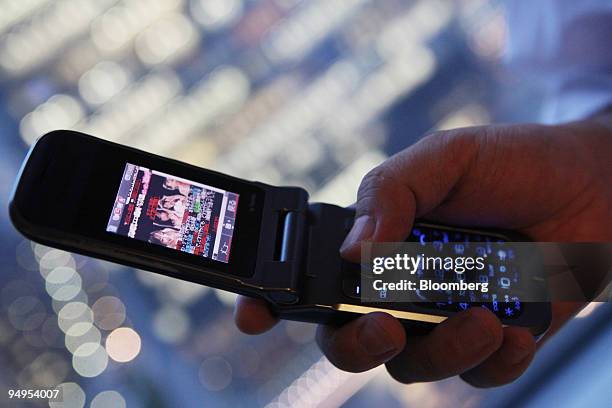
[234,296,279,334]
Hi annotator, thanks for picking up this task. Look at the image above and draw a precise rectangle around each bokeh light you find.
[52,290,89,315]
[79,61,130,106]
[284,321,316,345]
[45,266,82,301]
[214,289,238,307]
[19,94,84,145]
[17,352,69,388]
[65,324,102,354]
[105,327,142,362]
[190,0,243,30]
[57,301,93,334]
[49,382,86,408]
[8,295,46,331]
[90,390,127,408]
[134,13,199,66]
[199,356,233,391]
[72,342,109,377]
[152,305,190,343]
[38,249,76,279]
[92,296,126,330]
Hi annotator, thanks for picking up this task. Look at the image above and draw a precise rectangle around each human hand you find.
[234,117,612,387]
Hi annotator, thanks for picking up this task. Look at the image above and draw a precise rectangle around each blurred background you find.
[1,0,611,407]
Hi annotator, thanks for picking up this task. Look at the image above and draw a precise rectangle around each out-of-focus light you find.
[92,296,126,330]
[32,243,53,260]
[311,150,387,207]
[17,352,69,388]
[8,296,46,331]
[90,6,131,53]
[91,0,183,55]
[91,390,127,408]
[81,265,110,294]
[49,382,86,408]
[190,0,243,31]
[214,289,238,307]
[163,280,210,305]
[0,0,51,35]
[52,291,89,315]
[19,94,84,145]
[153,305,190,343]
[0,0,114,75]
[136,269,172,287]
[16,240,39,271]
[576,302,602,319]
[55,40,101,84]
[234,346,260,378]
[266,356,379,408]
[435,104,491,130]
[41,316,63,347]
[78,70,181,142]
[72,342,108,377]
[274,0,303,9]
[376,0,452,60]
[38,249,75,278]
[45,266,82,302]
[65,325,101,354]
[24,330,47,348]
[263,0,367,63]
[284,321,316,344]
[57,302,93,334]
[0,317,16,345]
[199,356,233,391]
[65,320,95,339]
[1,280,37,309]
[214,60,356,177]
[79,61,130,106]
[135,13,199,66]
[467,9,506,60]
[131,66,249,154]
[105,327,141,362]
[12,338,37,368]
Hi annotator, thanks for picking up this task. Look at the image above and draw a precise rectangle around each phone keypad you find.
[340,225,526,320]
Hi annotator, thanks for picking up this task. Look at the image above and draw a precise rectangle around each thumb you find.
[339,131,480,262]
[339,167,417,262]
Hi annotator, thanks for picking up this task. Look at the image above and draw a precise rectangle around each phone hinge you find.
[261,210,305,304]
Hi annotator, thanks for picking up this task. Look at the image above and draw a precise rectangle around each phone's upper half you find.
[10,130,310,300]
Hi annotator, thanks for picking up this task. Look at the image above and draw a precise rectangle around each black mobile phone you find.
[9,131,551,336]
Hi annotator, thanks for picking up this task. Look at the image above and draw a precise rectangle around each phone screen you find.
[106,163,239,263]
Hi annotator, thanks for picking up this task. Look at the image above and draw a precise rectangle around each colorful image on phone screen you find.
[106,163,239,263]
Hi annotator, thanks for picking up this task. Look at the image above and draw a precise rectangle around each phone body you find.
[9,131,551,336]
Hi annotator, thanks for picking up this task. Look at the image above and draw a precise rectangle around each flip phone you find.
[9,131,551,336]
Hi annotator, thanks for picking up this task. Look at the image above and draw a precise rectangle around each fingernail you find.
[340,215,375,254]
[356,316,398,359]
[457,312,497,353]
[501,339,532,366]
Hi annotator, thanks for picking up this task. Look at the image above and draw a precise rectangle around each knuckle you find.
[427,128,481,156]
[358,166,388,194]
[355,167,390,213]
